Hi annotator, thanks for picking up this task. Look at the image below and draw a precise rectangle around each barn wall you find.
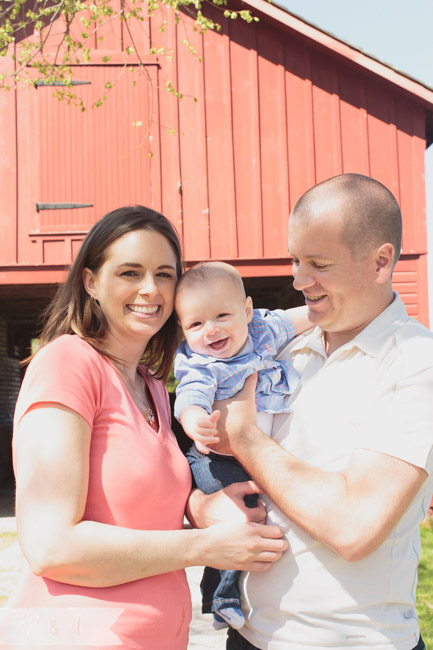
[0,2,431,323]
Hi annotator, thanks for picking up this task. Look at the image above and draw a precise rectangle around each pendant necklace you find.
[116,364,157,430]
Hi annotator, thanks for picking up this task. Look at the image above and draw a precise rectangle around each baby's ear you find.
[245,296,254,322]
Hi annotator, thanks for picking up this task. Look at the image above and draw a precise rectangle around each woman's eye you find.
[157,272,173,279]
[121,270,138,277]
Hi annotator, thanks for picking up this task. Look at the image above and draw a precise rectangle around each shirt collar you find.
[290,293,409,359]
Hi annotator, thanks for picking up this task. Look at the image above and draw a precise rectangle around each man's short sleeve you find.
[353,334,433,474]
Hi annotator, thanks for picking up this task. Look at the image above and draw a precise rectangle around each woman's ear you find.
[82,267,97,298]
[245,296,254,322]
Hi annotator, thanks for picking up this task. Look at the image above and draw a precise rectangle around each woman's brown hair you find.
[38,205,183,382]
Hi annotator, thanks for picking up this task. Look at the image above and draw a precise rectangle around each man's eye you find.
[312,262,328,270]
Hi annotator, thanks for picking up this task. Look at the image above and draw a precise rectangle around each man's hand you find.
[186,480,266,528]
[213,373,258,449]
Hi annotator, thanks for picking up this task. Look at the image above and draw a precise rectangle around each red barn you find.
[1,0,433,476]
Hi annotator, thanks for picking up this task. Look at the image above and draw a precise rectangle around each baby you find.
[174,261,311,630]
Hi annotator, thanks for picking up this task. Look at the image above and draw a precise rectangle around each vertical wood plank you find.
[311,53,343,182]
[230,19,262,259]
[284,39,316,207]
[123,0,151,55]
[408,104,428,253]
[339,70,369,174]
[93,0,123,52]
[366,83,400,201]
[203,9,237,260]
[0,49,18,264]
[396,99,418,254]
[257,24,290,258]
[150,4,183,235]
[176,15,209,261]
[16,79,41,264]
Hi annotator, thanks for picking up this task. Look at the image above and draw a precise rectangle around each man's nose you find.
[292,264,314,291]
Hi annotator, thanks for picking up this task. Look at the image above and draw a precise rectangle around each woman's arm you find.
[14,404,286,587]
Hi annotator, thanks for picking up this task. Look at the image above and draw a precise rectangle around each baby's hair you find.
[175,261,246,301]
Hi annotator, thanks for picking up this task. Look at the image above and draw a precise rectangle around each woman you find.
[7,206,286,650]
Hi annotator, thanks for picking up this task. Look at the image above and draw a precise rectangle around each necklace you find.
[115,364,157,430]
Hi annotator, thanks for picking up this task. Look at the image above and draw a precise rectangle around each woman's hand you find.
[198,521,288,572]
[186,481,266,528]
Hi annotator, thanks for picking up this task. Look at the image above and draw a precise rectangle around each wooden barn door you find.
[16,63,158,267]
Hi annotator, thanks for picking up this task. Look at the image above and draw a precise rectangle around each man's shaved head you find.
[291,174,402,268]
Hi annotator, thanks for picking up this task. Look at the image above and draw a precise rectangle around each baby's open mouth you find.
[209,338,228,350]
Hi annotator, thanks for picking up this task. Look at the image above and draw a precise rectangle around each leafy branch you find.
[0,0,259,99]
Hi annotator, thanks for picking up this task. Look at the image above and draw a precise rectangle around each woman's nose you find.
[138,273,158,296]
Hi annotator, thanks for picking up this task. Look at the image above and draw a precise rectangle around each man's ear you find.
[375,243,394,284]
[82,267,97,298]
[245,296,254,322]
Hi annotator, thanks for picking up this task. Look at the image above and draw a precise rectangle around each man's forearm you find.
[228,423,426,561]
[229,424,347,547]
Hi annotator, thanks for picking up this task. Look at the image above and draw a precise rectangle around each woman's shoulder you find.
[17,335,105,425]
[31,335,103,374]
[37,334,99,355]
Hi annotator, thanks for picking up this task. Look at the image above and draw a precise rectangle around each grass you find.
[418,519,433,647]
[0,531,17,546]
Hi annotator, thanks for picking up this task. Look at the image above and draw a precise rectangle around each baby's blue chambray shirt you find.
[174,308,301,420]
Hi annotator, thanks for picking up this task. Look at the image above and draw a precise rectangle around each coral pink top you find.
[9,335,192,650]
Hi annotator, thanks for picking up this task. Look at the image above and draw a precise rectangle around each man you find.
[213,174,433,650]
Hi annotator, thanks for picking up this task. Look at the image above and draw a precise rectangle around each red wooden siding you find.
[0,48,18,267]
[393,256,429,324]
[160,10,430,263]
[14,63,156,266]
[0,1,432,323]
[203,21,238,260]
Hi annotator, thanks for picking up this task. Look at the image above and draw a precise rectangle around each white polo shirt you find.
[240,294,433,650]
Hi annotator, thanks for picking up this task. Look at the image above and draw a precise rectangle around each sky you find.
[276,0,433,88]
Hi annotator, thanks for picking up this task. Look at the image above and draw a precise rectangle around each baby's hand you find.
[180,406,221,454]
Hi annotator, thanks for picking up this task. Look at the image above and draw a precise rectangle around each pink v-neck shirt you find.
[9,335,192,649]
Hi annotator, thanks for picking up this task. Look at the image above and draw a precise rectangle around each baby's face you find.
[176,278,253,359]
